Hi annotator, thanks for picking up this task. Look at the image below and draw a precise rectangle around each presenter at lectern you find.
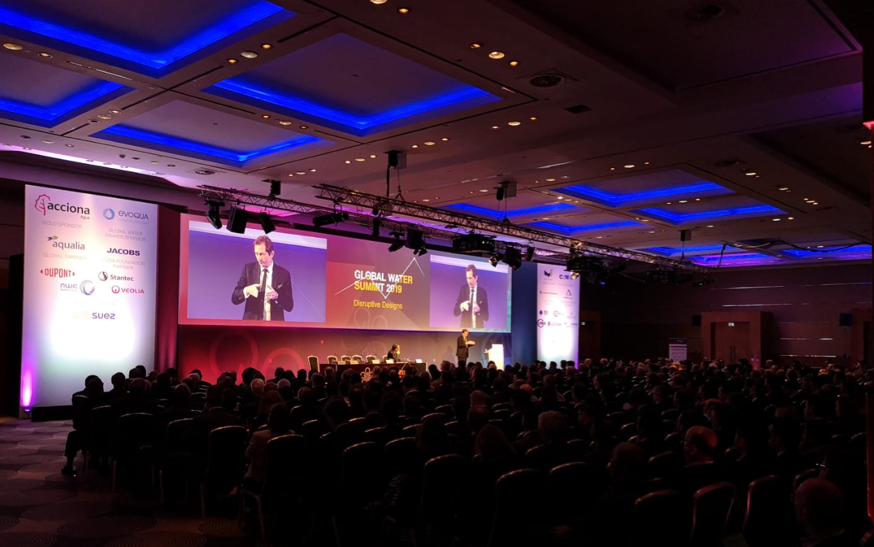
[453,264,489,329]
[386,344,400,362]
[231,235,294,321]
[457,328,475,368]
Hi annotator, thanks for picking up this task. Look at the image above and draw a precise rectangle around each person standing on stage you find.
[457,329,475,368]
[386,344,400,362]
[453,264,489,329]
[231,235,294,321]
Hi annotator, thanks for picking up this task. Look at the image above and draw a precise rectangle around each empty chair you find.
[307,355,319,372]
[385,437,419,477]
[548,462,599,524]
[341,442,383,508]
[199,425,247,519]
[619,422,638,441]
[647,450,683,480]
[365,354,379,363]
[113,412,157,492]
[88,405,117,467]
[487,469,545,547]
[402,423,421,437]
[850,432,866,455]
[435,405,455,420]
[327,355,339,365]
[633,490,686,547]
[239,434,306,539]
[417,454,467,541]
[157,418,194,504]
[362,412,385,430]
[690,482,736,547]
[743,475,790,547]
[364,427,390,447]
[301,419,330,444]
[351,354,363,364]
[340,355,352,364]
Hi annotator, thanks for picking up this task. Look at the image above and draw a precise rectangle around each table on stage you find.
[317,362,424,375]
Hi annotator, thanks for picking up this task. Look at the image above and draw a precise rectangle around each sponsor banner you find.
[536,263,580,363]
[22,185,158,408]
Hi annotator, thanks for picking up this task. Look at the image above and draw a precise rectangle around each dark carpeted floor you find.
[0,419,276,547]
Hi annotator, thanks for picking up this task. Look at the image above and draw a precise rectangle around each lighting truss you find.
[313,184,710,272]
[198,184,710,271]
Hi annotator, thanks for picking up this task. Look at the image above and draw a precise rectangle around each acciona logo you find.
[107,248,141,256]
[34,194,90,218]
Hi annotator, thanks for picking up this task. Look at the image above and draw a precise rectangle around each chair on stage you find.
[340,355,352,364]
[365,354,379,364]
[307,356,319,372]
[351,354,363,364]
[327,355,339,365]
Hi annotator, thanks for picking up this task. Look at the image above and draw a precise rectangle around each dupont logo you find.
[34,194,90,218]
[41,268,75,278]
[107,248,141,256]
[111,285,145,295]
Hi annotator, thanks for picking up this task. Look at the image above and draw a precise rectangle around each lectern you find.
[486,344,505,370]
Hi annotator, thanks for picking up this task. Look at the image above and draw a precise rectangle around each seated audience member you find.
[770,416,810,479]
[416,414,453,462]
[587,442,648,547]
[114,377,158,416]
[156,384,193,429]
[243,403,292,488]
[250,390,284,434]
[795,478,857,547]
[189,385,241,453]
[62,376,106,475]
[679,425,723,495]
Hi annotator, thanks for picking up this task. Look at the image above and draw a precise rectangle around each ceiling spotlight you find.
[3,43,23,51]
[355,158,366,162]
[258,211,276,234]
[109,110,120,114]
[491,125,500,130]
[744,170,757,176]
[398,7,410,14]
[479,189,489,193]
[524,246,535,261]
[772,218,781,222]
[38,52,52,58]
[369,154,377,158]
[411,144,419,148]
[261,114,270,119]
[530,117,537,121]
[706,225,714,228]
[860,140,871,146]
[571,272,580,280]
[509,60,519,67]
[503,247,522,271]
[508,121,521,126]
[624,164,635,169]
[371,0,388,3]
[241,51,258,59]
[309,168,316,172]
[424,141,435,145]
[206,201,224,230]
[97,114,112,120]
[227,58,238,64]
[388,232,404,252]
[345,160,351,164]
[261,43,273,50]
[470,43,482,49]
[372,217,382,238]
[441,137,449,141]
[299,125,308,129]
[278,120,292,126]
[41,139,53,144]
[488,51,505,59]
[296,171,306,175]
[65,144,74,148]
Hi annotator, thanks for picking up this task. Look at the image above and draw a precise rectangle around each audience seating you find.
[690,482,736,547]
[743,475,790,547]
[199,425,247,519]
[633,490,686,547]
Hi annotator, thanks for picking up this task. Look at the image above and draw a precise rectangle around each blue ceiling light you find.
[635,204,784,224]
[644,244,734,256]
[0,80,128,127]
[95,124,324,167]
[690,252,781,267]
[782,244,872,259]
[445,202,577,219]
[527,220,642,234]
[206,78,498,137]
[0,2,291,76]
[556,181,731,206]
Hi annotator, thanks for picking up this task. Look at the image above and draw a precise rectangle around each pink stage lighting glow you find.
[20,365,33,409]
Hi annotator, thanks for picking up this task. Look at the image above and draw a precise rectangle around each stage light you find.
[415,247,427,256]
[313,211,348,227]
[269,179,281,196]
[502,247,522,270]
[388,233,404,252]
[489,254,502,267]
[258,211,276,234]
[571,272,579,280]
[206,201,223,229]
[227,205,249,234]
[496,186,504,201]
[524,246,535,261]
[372,217,381,238]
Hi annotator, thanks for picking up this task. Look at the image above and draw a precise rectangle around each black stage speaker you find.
[692,314,702,327]
[839,313,853,327]
[227,206,249,234]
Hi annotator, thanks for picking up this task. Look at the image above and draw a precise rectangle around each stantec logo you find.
[112,285,144,295]
[98,271,108,281]
[107,248,141,256]
[98,272,134,281]
[41,268,75,278]
[46,235,85,250]
[34,194,90,218]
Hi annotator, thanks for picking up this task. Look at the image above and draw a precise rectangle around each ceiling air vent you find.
[565,103,591,114]
[529,73,564,88]
[194,169,216,176]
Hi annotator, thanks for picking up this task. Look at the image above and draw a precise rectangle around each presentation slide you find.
[22,185,158,408]
[536,263,580,363]
[179,214,512,333]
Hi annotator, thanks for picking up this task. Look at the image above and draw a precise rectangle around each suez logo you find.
[46,235,85,250]
[33,194,91,218]
[106,247,141,256]
[71,310,116,320]
[103,208,150,221]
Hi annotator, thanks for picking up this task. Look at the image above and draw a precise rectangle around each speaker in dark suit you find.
[456,329,474,367]
[453,264,489,329]
[231,236,294,321]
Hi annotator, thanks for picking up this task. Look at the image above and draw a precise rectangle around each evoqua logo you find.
[103,208,115,220]
[46,235,85,250]
[34,194,90,218]
[41,268,75,278]
[104,207,149,221]
[107,248,141,256]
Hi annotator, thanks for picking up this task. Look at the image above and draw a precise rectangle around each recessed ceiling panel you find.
[203,33,501,137]
[91,100,331,168]
[780,244,871,261]
[632,195,785,225]
[445,201,584,222]
[526,213,644,235]
[643,244,746,257]
[554,169,733,207]
[690,252,784,268]
[0,0,293,77]
[0,53,131,127]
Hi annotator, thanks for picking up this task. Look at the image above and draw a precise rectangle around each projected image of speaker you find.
[227,206,249,234]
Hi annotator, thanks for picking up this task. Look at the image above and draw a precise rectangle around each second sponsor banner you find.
[536,263,580,364]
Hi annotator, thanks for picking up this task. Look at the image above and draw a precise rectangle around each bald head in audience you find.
[684,425,718,464]
[795,479,847,541]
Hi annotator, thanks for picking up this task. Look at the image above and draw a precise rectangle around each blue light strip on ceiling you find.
[445,202,577,219]
[645,245,732,256]
[527,220,642,234]
[0,80,125,121]
[556,181,730,206]
[636,204,783,223]
[690,252,778,264]
[782,245,872,258]
[97,124,322,163]
[209,79,498,131]
[0,2,289,72]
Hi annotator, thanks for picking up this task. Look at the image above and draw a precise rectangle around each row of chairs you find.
[306,355,382,371]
